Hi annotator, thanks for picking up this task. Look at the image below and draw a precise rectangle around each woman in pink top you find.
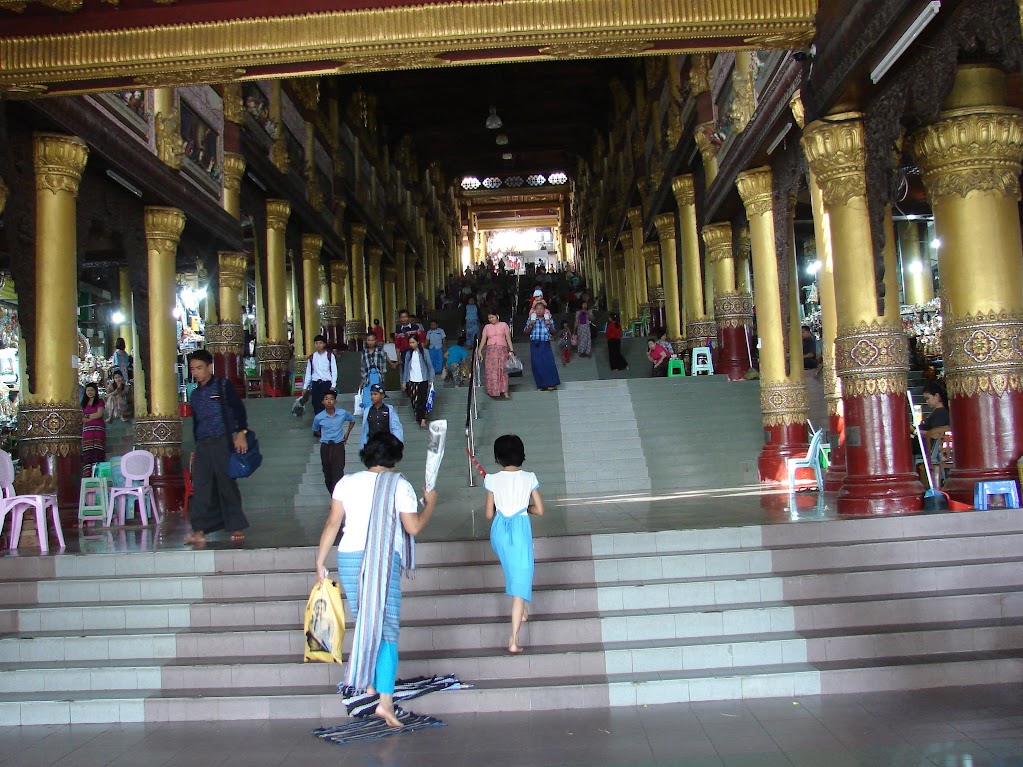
[480,312,514,399]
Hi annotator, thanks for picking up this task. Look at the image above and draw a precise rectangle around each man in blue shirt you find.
[361,383,404,447]
[312,389,356,494]
[185,349,250,546]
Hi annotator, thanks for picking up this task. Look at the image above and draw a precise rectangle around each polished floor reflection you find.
[0,685,1020,766]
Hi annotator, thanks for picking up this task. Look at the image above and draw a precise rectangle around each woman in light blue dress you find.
[464,296,481,347]
[484,434,545,654]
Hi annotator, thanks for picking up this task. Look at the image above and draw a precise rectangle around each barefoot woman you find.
[314,432,437,727]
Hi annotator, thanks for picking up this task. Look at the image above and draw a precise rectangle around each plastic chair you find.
[629,308,651,338]
[78,464,110,527]
[667,359,685,377]
[691,347,715,375]
[786,429,825,492]
[107,449,159,526]
[0,449,64,554]
[973,480,1021,510]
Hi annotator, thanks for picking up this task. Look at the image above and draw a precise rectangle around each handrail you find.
[465,334,482,487]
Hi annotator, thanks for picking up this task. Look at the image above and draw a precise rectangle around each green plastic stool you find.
[78,468,110,527]
[667,359,685,377]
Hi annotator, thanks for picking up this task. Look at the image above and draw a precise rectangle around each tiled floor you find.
[1,686,1020,766]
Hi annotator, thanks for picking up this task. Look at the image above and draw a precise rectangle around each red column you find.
[135,417,185,518]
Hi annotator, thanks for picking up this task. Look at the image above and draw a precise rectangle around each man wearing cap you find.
[361,383,404,448]
[312,388,356,494]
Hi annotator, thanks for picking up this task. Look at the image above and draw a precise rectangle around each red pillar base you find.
[214,350,246,399]
[838,392,924,516]
[150,453,185,519]
[717,325,752,381]
[261,367,289,398]
[824,412,847,491]
[758,422,811,484]
[650,305,666,337]
[942,389,1023,507]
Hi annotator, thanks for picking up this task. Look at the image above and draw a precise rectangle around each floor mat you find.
[312,707,446,745]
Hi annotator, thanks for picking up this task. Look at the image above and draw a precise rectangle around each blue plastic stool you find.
[973,480,1021,510]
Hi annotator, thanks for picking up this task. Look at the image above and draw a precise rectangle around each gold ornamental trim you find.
[671,175,695,207]
[801,112,867,209]
[641,242,660,267]
[714,291,753,328]
[694,120,718,160]
[301,234,324,261]
[218,251,247,288]
[17,402,82,458]
[731,52,756,133]
[835,320,908,396]
[688,53,711,94]
[222,152,246,192]
[686,320,717,348]
[266,199,291,231]
[760,381,810,427]
[736,165,773,218]
[627,207,642,230]
[702,223,732,262]
[821,351,843,416]
[350,223,368,243]
[0,2,816,90]
[154,107,184,169]
[653,213,676,241]
[222,82,244,124]
[345,319,367,336]
[133,415,183,457]
[144,206,185,251]
[270,136,289,174]
[255,341,292,370]
[320,304,345,324]
[669,338,687,356]
[942,308,1023,398]
[789,89,805,128]
[910,108,1023,203]
[33,133,88,195]
[203,321,244,353]
[329,261,349,281]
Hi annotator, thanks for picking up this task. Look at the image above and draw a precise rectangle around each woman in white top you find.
[315,433,438,728]
[483,434,544,654]
[402,335,435,428]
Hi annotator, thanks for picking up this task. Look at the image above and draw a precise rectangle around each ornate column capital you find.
[641,242,660,266]
[688,54,711,95]
[33,133,88,195]
[942,308,1023,397]
[133,416,183,458]
[329,260,349,280]
[701,222,732,261]
[736,165,773,217]
[222,83,244,124]
[266,199,290,231]
[760,381,810,427]
[801,112,867,208]
[301,234,323,261]
[382,265,398,282]
[834,320,909,396]
[910,107,1023,203]
[627,207,643,230]
[367,245,383,266]
[350,222,368,245]
[222,152,246,192]
[653,213,676,241]
[144,206,186,246]
[789,89,806,128]
[154,104,184,169]
[218,250,247,280]
[671,174,695,207]
[694,121,718,158]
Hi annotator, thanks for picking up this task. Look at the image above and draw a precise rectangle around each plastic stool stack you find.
[973,480,1021,510]
[691,347,714,376]
[667,359,685,377]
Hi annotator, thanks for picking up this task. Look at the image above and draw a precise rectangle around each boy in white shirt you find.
[303,335,337,416]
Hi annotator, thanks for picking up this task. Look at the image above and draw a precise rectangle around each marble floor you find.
[0,685,1020,766]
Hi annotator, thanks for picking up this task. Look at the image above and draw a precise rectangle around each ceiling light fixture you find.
[485,106,503,130]
[495,133,509,146]
[870,1,941,84]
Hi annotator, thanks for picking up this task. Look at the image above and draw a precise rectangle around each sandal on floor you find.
[230,531,246,542]
[184,531,206,546]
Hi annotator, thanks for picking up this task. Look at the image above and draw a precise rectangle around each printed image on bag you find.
[303,579,347,663]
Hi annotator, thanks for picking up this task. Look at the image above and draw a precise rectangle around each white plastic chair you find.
[691,347,715,375]
[107,449,159,526]
[786,428,825,492]
[0,449,64,554]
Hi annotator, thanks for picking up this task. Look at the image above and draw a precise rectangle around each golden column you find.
[139,206,187,514]
[117,266,134,353]
[611,251,627,316]
[642,242,666,335]
[736,227,753,294]
[321,259,347,352]
[256,200,292,396]
[703,223,752,380]
[897,222,934,305]
[627,208,649,320]
[19,134,88,526]
[205,251,247,397]
[269,81,288,174]
[367,245,384,329]
[654,213,683,351]
[383,265,398,332]
[737,166,810,481]
[695,122,719,185]
[910,62,1023,504]
[394,237,408,313]
[222,153,245,220]
[804,113,922,516]
[672,175,715,350]
[301,235,323,353]
[406,252,419,316]
[348,223,370,341]
[620,235,638,322]
[792,89,845,490]
[152,89,184,169]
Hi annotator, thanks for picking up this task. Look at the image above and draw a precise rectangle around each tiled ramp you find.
[0,510,1021,724]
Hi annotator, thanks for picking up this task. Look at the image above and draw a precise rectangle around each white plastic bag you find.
[354,388,364,416]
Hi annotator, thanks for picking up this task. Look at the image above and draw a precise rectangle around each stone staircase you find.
[0,509,1021,724]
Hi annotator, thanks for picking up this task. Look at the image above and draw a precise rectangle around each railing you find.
[465,334,482,487]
